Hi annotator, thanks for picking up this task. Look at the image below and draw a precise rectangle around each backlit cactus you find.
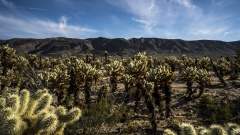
[198,56,211,69]
[214,57,231,77]
[165,56,179,72]
[78,63,103,104]
[210,124,227,135]
[147,65,174,117]
[181,66,197,99]
[163,129,177,135]
[105,60,124,92]
[196,69,211,97]
[0,89,81,135]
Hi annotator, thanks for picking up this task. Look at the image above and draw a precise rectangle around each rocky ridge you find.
[0,37,240,58]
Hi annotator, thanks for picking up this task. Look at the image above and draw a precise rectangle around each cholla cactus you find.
[214,57,231,77]
[225,123,240,135]
[121,74,134,105]
[126,52,157,134]
[0,69,24,93]
[181,66,198,99]
[0,44,18,76]
[105,60,125,92]
[196,126,210,135]
[232,128,240,135]
[180,55,196,68]
[210,124,227,135]
[163,129,177,135]
[0,89,81,135]
[147,65,174,117]
[26,54,39,69]
[147,56,154,68]
[165,56,179,72]
[196,69,211,97]
[198,56,211,69]
[179,123,197,135]
[126,59,147,78]
[78,63,103,104]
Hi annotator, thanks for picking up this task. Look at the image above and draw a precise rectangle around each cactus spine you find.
[0,89,81,135]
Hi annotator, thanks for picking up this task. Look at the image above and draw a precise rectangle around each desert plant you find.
[196,69,211,97]
[105,60,124,92]
[0,89,81,135]
[210,124,227,135]
[126,52,157,134]
[165,56,179,72]
[181,66,197,99]
[179,123,197,135]
[199,95,236,124]
[26,54,39,69]
[163,129,177,135]
[147,64,175,117]
[198,56,211,70]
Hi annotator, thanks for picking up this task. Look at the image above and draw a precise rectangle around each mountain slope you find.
[0,37,239,58]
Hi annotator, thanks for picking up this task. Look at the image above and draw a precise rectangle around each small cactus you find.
[163,129,177,135]
[179,123,197,135]
[210,124,227,135]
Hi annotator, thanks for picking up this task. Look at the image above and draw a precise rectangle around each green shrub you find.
[199,95,236,124]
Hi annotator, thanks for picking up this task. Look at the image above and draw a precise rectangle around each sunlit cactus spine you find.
[232,128,240,135]
[210,124,227,135]
[0,44,18,76]
[196,126,210,135]
[163,129,177,135]
[225,123,240,135]
[105,60,124,92]
[198,56,211,70]
[25,54,39,69]
[179,123,197,135]
[215,57,231,77]
[0,89,82,135]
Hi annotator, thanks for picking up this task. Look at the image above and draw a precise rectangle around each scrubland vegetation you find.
[1,44,240,134]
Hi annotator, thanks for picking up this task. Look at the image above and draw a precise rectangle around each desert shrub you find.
[199,95,236,124]
[65,95,128,134]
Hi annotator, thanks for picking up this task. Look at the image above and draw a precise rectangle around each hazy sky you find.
[0,0,239,41]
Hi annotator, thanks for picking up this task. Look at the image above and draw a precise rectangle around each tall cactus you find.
[147,64,175,118]
[181,66,198,99]
[196,69,211,97]
[105,60,124,92]
[78,63,103,105]
[126,52,157,134]
[0,89,81,135]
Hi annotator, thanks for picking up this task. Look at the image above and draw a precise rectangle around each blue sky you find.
[0,0,239,41]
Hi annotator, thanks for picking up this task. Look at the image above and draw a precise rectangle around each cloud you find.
[0,15,98,38]
[106,0,202,36]
[0,0,14,8]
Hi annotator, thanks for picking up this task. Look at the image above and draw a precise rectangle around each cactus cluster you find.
[105,60,124,92]
[163,123,240,135]
[181,66,211,99]
[0,89,81,135]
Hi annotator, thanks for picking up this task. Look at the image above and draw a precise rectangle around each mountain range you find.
[0,37,240,59]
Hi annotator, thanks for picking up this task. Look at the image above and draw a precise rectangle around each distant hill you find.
[0,37,240,59]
